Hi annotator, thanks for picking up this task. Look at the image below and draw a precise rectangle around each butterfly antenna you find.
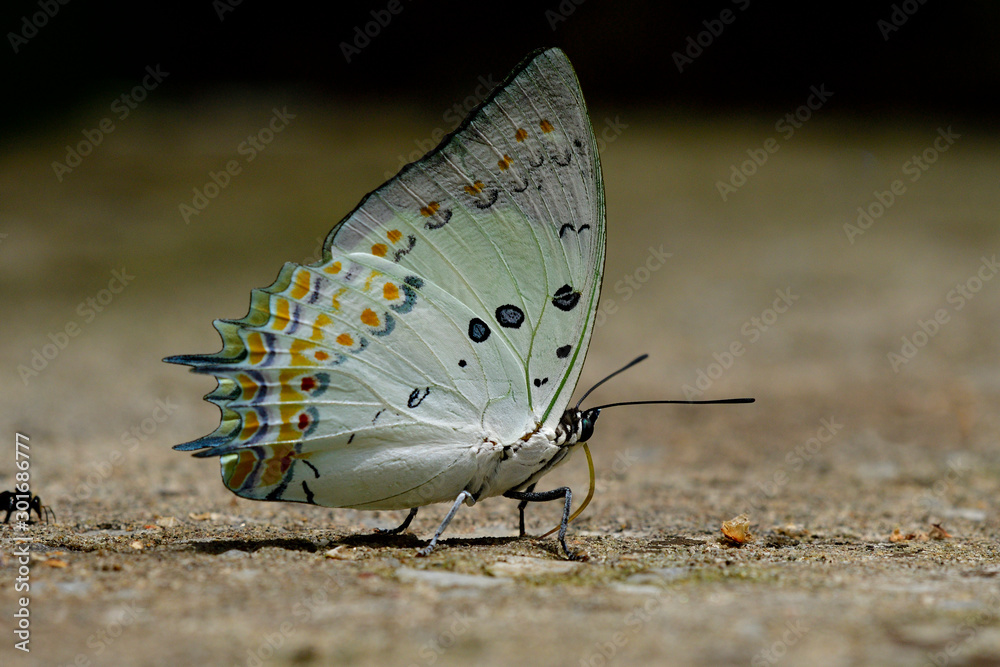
[576,354,755,410]
[588,397,755,410]
[574,354,650,409]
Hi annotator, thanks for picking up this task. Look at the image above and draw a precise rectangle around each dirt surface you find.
[2,102,999,666]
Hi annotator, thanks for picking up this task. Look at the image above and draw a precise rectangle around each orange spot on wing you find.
[312,313,332,341]
[260,443,295,484]
[515,128,528,141]
[272,297,290,330]
[240,410,260,440]
[223,450,257,490]
[371,243,388,257]
[246,332,267,365]
[420,201,440,216]
[364,270,382,292]
[540,119,554,133]
[289,339,321,366]
[291,270,311,299]
[387,229,402,244]
[498,155,513,170]
[277,407,300,443]
[278,369,301,402]
[360,308,380,327]
[314,350,329,361]
[331,287,346,311]
[237,373,260,401]
[463,181,485,195]
[383,282,400,301]
[325,261,342,274]
[336,333,354,346]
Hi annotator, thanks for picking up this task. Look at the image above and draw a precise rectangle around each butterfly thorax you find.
[556,407,601,446]
[468,407,600,501]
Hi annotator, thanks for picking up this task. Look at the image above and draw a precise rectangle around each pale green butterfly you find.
[167,48,751,559]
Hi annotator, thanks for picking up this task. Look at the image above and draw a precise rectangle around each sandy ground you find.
[2,100,999,666]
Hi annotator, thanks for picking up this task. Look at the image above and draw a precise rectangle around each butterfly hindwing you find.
[168,48,604,508]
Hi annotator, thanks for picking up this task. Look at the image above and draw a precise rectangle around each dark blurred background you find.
[3,0,999,131]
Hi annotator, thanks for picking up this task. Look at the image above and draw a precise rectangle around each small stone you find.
[324,546,356,560]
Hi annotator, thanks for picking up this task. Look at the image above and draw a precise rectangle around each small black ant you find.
[1,490,56,524]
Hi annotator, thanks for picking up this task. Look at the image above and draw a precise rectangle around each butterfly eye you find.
[580,408,601,442]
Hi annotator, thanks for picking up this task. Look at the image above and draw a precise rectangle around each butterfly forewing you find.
[326,48,604,436]
[168,48,604,508]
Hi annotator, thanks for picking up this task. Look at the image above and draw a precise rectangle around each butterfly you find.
[167,48,751,559]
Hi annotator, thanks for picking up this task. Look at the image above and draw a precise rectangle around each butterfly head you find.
[579,408,601,442]
[558,407,601,446]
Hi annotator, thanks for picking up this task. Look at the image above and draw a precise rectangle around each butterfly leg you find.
[417,491,472,557]
[503,487,579,560]
[513,483,537,537]
[374,507,418,535]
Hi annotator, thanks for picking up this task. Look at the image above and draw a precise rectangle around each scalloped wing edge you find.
[163,261,301,454]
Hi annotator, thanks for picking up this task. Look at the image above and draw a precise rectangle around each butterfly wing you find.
[321,47,605,438]
[167,48,604,509]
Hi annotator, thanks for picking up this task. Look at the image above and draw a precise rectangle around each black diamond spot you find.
[552,284,581,312]
[458,359,467,368]
[556,345,571,359]
[495,304,525,329]
[469,318,491,343]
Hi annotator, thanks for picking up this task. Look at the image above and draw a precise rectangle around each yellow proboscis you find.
[539,442,595,539]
